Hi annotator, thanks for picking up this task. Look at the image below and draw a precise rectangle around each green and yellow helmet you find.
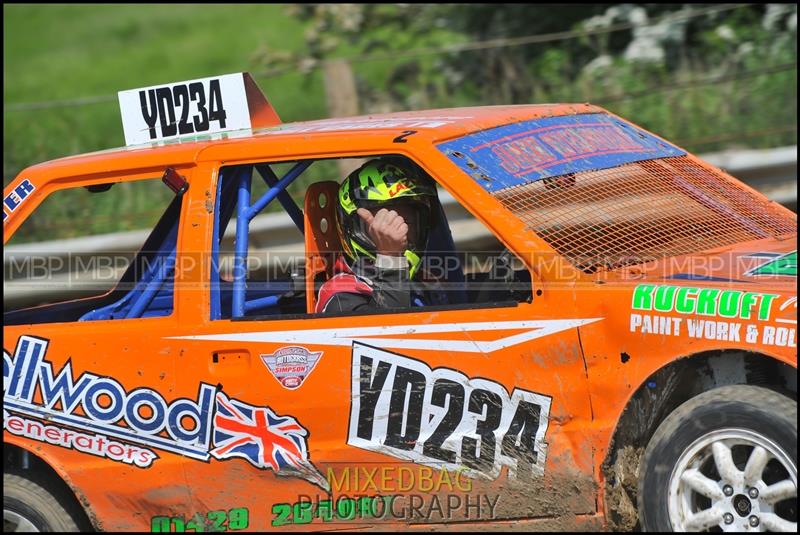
[336,157,438,277]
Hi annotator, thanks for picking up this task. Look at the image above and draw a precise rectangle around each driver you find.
[316,156,444,313]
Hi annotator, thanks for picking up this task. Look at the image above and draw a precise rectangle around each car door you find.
[3,171,194,532]
[172,155,597,530]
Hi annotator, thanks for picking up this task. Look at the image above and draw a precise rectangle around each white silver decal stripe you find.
[167,318,603,353]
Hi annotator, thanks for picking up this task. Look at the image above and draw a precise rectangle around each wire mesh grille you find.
[493,156,797,273]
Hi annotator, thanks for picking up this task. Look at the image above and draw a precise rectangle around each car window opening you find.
[211,156,533,321]
[4,177,184,325]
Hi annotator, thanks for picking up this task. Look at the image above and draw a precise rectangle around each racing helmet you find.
[336,157,438,277]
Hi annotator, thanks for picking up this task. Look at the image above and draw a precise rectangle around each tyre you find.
[4,472,81,532]
[638,385,797,532]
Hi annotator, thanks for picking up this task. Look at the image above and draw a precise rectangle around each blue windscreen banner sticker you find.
[437,113,686,192]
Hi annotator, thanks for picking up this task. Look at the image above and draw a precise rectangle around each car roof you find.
[21,103,604,179]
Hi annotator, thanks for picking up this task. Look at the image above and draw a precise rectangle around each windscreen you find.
[438,113,796,273]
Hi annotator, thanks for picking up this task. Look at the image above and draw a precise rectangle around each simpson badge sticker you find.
[261,347,323,390]
[3,335,329,490]
[348,343,552,481]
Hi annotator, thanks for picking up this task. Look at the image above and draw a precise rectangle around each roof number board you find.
[118,73,280,146]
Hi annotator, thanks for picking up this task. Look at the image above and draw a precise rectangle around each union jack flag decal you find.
[210,391,329,491]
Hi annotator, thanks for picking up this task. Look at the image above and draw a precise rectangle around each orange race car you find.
[3,73,797,532]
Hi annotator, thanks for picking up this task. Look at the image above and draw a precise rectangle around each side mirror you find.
[85,183,114,193]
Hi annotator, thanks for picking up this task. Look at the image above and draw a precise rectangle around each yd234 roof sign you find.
[117,72,281,146]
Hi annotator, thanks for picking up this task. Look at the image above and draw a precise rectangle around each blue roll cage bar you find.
[211,161,311,320]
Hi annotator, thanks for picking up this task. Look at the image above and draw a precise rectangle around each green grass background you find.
[4,4,327,177]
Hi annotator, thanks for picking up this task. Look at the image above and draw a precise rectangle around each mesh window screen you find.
[493,156,796,274]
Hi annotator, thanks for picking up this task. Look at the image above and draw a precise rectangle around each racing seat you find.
[304,181,342,313]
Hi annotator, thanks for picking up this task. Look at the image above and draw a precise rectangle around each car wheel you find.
[4,472,81,532]
[638,385,797,532]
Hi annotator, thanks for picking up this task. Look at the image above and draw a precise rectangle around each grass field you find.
[3,4,328,180]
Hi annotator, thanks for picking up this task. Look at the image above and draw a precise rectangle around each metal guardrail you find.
[4,146,797,307]
[701,145,797,208]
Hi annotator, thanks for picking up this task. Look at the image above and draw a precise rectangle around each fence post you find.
[322,59,363,177]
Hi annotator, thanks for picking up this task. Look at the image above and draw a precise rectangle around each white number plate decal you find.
[348,343,552,481]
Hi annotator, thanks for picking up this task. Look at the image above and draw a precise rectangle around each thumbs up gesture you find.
[357,207,408,256]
